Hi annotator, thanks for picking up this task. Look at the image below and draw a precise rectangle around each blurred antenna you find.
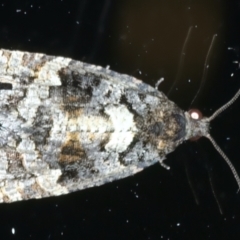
[184,157,200,205]
[167,26,193,96]
[190,34,217,107]
[207,168,223,214]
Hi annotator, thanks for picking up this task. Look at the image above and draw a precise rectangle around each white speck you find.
[61,232,63,235]
[76,21,79,24]
[228,47,234,50]
[175,88,178,91]
[226,137,230,140]
[176,223,180,226]
[231,73,234,77]
[16,9,21,12]
[30,5,33,8]
[28,39,31,42]
[206,65,209,68]
[139,71,142,75]
[195,25,198,28]
[233,61,239,64]
[108,209,111,212]
[152,38,154,41]
[24,12,27,14]
[188,79,191,82]
[12,228,15,235]
[126,220,129,223]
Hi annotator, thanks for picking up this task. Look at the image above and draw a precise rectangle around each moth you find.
[0,49,239,203]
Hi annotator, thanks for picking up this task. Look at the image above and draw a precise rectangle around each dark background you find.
[0,0,240,239]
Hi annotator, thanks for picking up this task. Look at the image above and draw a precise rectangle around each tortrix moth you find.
[0,49,239,203]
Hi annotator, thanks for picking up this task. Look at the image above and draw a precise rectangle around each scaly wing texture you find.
[0,49,185,202]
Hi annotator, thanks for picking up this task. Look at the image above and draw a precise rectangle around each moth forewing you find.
[0,48,239,203]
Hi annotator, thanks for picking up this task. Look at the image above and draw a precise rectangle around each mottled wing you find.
[0,50,185,203]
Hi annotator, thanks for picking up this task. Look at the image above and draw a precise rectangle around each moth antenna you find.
[208,88,240,121]
[204,88,240,190]
[190,34,217,107]
[205,133,240,190]
[167,26,193,96]
[207,168,223,214]
[184,158,200,205]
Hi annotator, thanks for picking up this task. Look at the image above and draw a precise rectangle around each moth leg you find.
[158,157,170,170]
[155,78,164,90]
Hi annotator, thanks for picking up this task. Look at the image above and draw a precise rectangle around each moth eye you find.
[188,109,203,120]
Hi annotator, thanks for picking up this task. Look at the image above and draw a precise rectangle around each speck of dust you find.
[11,228,15,235]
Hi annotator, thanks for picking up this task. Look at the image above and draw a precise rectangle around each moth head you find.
[184,108,209,141]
